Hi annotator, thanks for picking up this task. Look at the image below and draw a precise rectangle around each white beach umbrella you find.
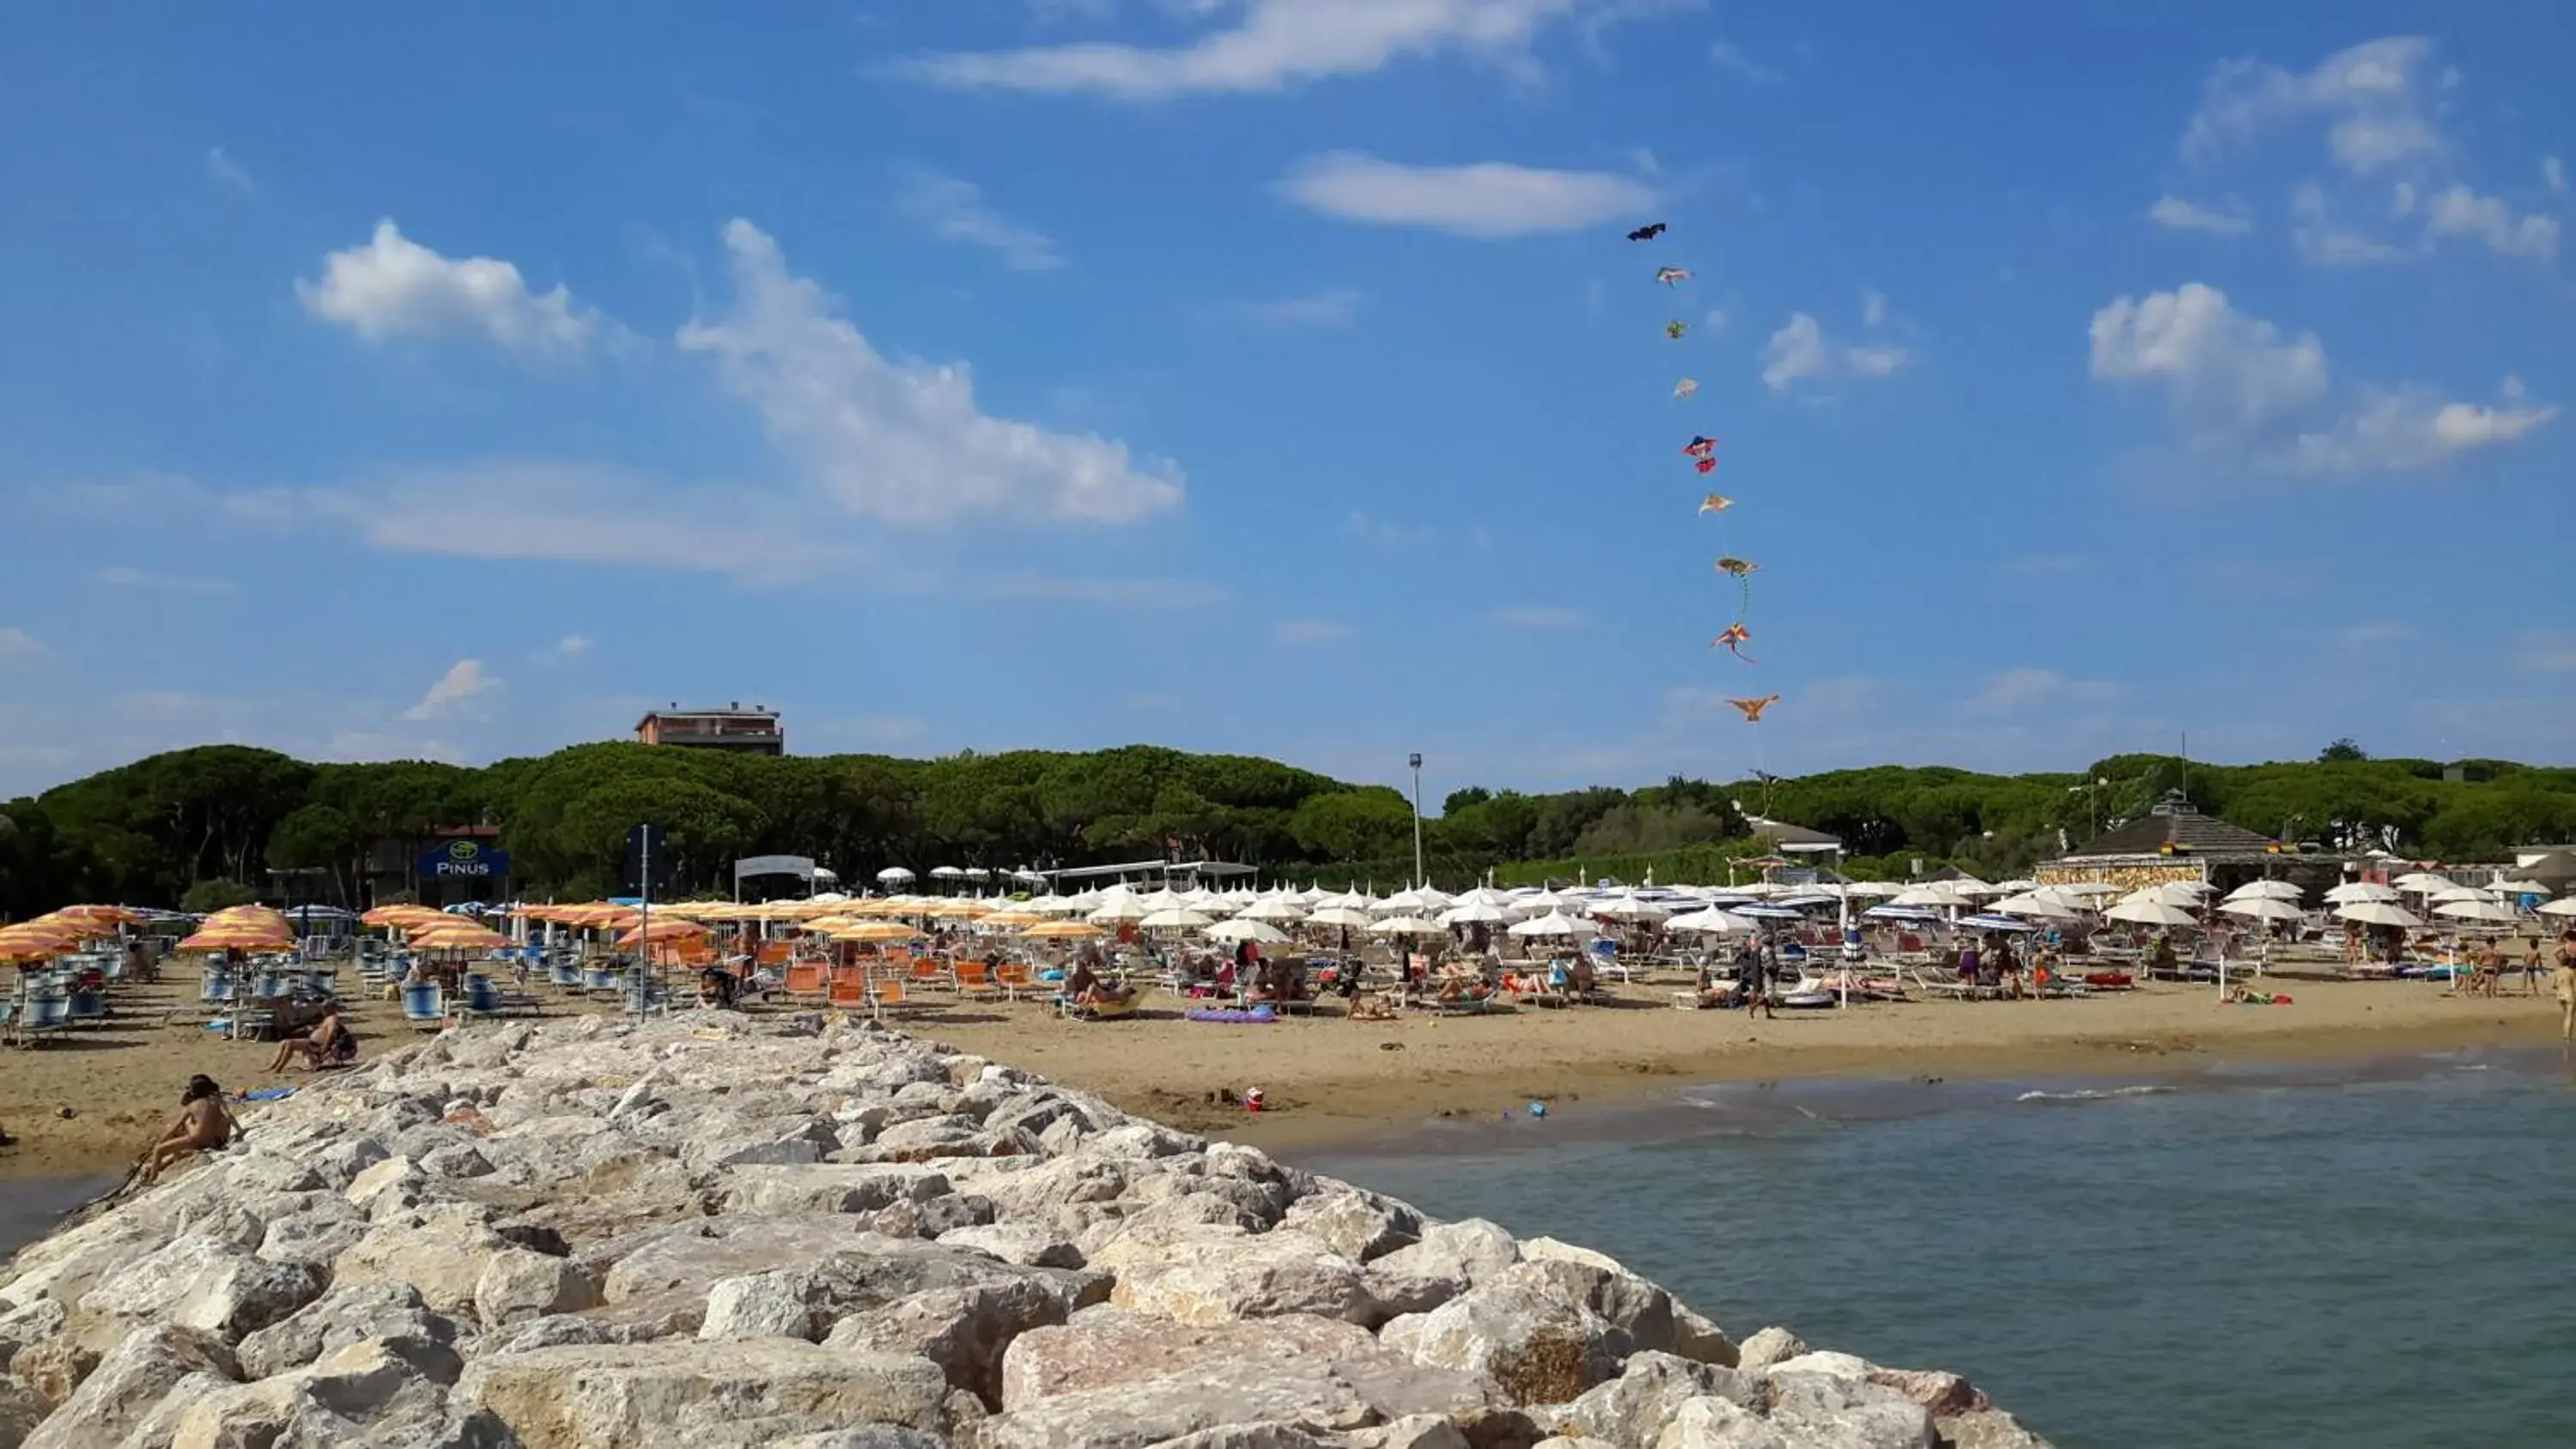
[1841,881,1905,899]
[1942,876,1998,896]
[1086,900,1150,925]
[1438,902,1510,926]
[2391,871,2451,891]
[875,867,916,884]
[2053,880,2123,898]
[1665,907,1754,936]
[2106,899,2202,928]
[2218,897,2306,923]
[1993,892,2084,920]
[2324,882,2399,905]
[1370,915,1449,936]
[1991,879,2039,895]
[2537,898,2576,918]
[2225,881,2304,902]
[1136,908,1213,931]
[1240,897,1308,923]
[1893,886,1971,909]
[1206,919,1288,944]
[1595,897,1673,923]
[1507,911,1595,938]
[2427,885,2497,905]
[1305,906,1376,930]
[1455,887,1517,907]
[2433,899,2519,924]
[2335,901,2425,929]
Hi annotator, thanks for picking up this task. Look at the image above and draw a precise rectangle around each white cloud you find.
[298,221,600,354]
[1701,306,1728,335]
[1860,289,1888,326]
[1346,510,1437,547]
[0,627,39,660]
[556,635,592,657]
[2087,282,2330,441]
[2089,283,2556,473]
[1276,153,1656,237]
[906,0,1601,99]
[204,147,255,195]
[1709,39,1780,85]
[892,168,1065,271]
[1968,668,2121,715]
[2421,185,2560,259]
[1237,288,1363,327]
[94,567,235,595]
[1763,312,1909,391]
[1492,605,1587,629]
[1275,619,1351,645]
[2288,182,2412,265]
[677,219,1184,524]
[2546,156,2567,194]
[2518,633,2576,672]
[403,659,498,721]
[2184,37,2441,175]
[2149,195,2253,236]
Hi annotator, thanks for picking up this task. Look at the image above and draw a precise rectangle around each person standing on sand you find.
[2555,930,2576,1040]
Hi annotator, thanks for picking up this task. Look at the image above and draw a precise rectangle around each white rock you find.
[1653,1395,1787,1449]
[335,1210,512,1314]
[1734,1328,1807,1374]
[21,1324,236,1449]
[1379,1275,1623,1406]
[476,1249,605,1330]
[933,1223,1084,1270]
[1279,1188,1424,1263]
[700,1271,823,1343]
[458,1340,953,1446]
[236,1280,466,1384]
[1091,1232,1378,1328]
[1554,1351,1760,1449]
[75,1234,325,1343]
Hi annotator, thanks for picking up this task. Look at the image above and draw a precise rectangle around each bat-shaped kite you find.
[1656,266,1692,287]
[1664,319,1688,340]
[1683,436,1718,460]
[1627,222,1668,241]
[1728,694,1781,723]
[1673,378,1699,398]
[1714,556,1759,578]
[1713,622,1754,660]
[1697,494,1732,513]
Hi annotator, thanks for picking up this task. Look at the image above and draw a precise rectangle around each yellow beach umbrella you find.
[615,919,711,949]
[409,921,511,952]
[1021,921,1104,940]
[829,920,923,942]
[177,921,294,953]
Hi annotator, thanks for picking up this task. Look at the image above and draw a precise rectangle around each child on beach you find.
[140,1075,235,1185]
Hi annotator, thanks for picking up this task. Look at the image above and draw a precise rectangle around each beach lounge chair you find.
[827,974,870,1012]
[994,962,1036,1001]
[549,959,585,991]
[66,985,108,1029]
[867,978,920,1020]
[401,982,447,1032]
[6,993,72,1047]
[957,961,1001,1005]
[909,959,947,991]
[199,973,237,1013]
[621,978,668,1020]
[782,961,828,1003]
[1061,986,1145,1022]
[462,973,542,1021]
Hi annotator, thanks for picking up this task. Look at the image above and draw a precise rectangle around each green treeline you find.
[2,739,2572,917]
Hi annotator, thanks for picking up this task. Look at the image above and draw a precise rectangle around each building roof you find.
[1744,814,1843,852]
[2063,790,2277,860]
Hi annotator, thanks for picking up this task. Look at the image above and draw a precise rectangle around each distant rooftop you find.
[637,702,784,755]
[2062,789,2277,861]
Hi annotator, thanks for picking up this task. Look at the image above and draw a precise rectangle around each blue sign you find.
[419,839,511,880]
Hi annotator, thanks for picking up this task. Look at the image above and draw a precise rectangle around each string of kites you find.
[1626,220,1777,726]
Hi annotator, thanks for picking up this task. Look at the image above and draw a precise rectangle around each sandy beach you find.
[5,967,2561,1180]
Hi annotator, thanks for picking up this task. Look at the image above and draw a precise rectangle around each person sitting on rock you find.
[141,1075,236,1185]
[267,1003,356,1073]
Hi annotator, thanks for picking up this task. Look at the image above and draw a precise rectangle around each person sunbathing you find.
[1346,991,1397,1022]
[141,1075,235,1185]
[1066,961,1130,1007]
[266,1004,356,1073]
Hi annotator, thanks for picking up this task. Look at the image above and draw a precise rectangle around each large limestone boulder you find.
[1374,1220,1522,1291]
[1651,1396,1786,1449]
[476,1248,605,1330]
[457,1340,952,1448]
[722,1165,951,1216]
[999,1307,1501,1423]
[1518,1241,1734,1368]
[1551,1352,1759,1449]
[21,1324,236,1449]
[335,1210,513,1316]
[1762,1372,1939,1449]
[822,1277,1077,1406]
[933,1223,1083,1270]
[235,1280,468,1383]
[1091,1231,1379,1328]
[1940,1410,2053,1448]
[1731,1330,1806,1375]
[1380,1275,1625,1407]
[146,1337,507,1449]
[74,1234,324,1344]
[1279,1188,1425,1264]
[0,1299,65,1374]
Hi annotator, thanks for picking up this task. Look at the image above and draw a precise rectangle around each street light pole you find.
[1407,753,1425,888]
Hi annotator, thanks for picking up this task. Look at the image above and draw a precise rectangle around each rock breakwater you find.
[0,1013,2051,1449]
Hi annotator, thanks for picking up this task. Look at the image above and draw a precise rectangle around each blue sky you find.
[3,2,2572,803]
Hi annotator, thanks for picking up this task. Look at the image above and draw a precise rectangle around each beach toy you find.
[1528,1100,1548,1119]
[1244,1088,1265,1113]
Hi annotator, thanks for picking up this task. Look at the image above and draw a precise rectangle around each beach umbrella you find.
[1206,919,1289,944]
[1892,886,1971,909]
[975,907,1044,930]
[2334,901,2425,929]
[2433,900,2520,925]
[875,867,917,885]
[0,924,82,961]
[1304,906,1375,930]
[2106,899,2201,928]
[1021,921,1103,940]
[1370,915,1449,936]
[2225,881,2304,902]
[1136,908,1213,931]
[1595,897,1673,923]
[409,921,511,952]
[2537,899,2576,918]
[1665,907,1754,936]
[1239,897,1308,923]
[2391,872,2451,893]
[612,919,710,949]
[1437,902,1510,927]
[1840,881,1905,899]
[1992,892,2085,920]
[2218,897,2306,923]
[1958,914,2038,932]
[2324,882,2400,905]
[2426,885,2498,906]
[52,904,140,925]
[1087,899,1151,925]
[1507,911,1595,938]
[177,919,295,952]
[830,920,922,942]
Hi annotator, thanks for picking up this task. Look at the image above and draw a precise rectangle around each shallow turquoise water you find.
[1303,1048,2576,1449]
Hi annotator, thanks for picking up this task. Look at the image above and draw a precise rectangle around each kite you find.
[1682,436,1717,460]
[1656,266,1692,287]
[1627,222,1668,241]
[1714,622,1754,661]
[1714,556,1758,577]
[1673,378,1698,398]
[1728,694,1781,722]
[1664,319,1688,340]
[1697,493,1732,513]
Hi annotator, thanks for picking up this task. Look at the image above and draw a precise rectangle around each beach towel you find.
[1185,1006,1277,1024]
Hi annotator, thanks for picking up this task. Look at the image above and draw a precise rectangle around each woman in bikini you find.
[141,1075,235,1185]
[266,1003,356,1073]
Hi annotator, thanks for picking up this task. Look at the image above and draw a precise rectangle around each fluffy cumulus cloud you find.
[403,659,497,721]
[892,167,1066,270]
[1276,153,1655,237]
[2087,282,2555,474]
[1762,311,1909,392]
[907,0,1605,99]
[2149,195,2252,236]
[298,221,601,353]
[2184,36,2441,175]
[2420,185,2560,260]
[677,220,1184,524]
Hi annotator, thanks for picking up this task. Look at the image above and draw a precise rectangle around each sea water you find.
[1302,1048,2576,1449]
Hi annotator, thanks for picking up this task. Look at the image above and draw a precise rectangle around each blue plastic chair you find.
[401,981,446,1031]
[14,993,72,1046]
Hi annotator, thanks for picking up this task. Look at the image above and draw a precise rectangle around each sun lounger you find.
[401,983,448,1032]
